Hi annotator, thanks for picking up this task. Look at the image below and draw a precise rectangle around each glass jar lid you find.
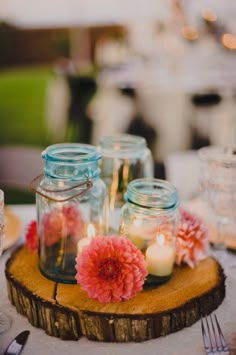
[42,143,101,180]
[126,178,179,210]
[99,134,147,158]
[42,143,101,163]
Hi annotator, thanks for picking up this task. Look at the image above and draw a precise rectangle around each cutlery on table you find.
[201,314,230,354]
[3,330,30,355]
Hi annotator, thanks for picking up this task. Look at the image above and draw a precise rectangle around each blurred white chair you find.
[44,74,70,142]
[89,85,136,146]
[210,93,236,148]
[94,37,129,68]
[190,93,222,149]
[0,146,43,189]
[137,86,191,161]
[165,150,200,202]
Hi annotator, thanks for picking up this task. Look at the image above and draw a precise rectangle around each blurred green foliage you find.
[0,66,51,147]
[0,66,52,203]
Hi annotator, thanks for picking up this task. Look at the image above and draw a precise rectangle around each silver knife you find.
[4,330,30,355]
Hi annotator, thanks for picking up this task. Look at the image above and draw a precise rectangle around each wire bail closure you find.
[29,174,93,202]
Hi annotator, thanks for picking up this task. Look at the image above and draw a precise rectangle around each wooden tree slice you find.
[5,246,225,342]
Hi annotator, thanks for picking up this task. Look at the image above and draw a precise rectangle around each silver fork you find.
[201,314,230,354]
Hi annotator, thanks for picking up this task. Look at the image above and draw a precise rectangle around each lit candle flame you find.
[181,26,199,41]
[87,223,96,238]
[222,33,236,50]
[201,9,217,22]
[156,234,165,246]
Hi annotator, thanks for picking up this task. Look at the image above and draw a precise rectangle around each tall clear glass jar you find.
[198,146,236,250]
[99,134,154,231]
[33,143,107,283]
[119,178,179,285]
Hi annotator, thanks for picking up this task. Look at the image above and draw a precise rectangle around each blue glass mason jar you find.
[99,135,154,231]
[119,178,179,285]
[32,143,107,283]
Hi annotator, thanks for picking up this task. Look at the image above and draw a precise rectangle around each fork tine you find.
[205,315,215,352]
[201,314,229,354]
[214,314,229,352]
[209,314,219,352]
[201,317,210,353]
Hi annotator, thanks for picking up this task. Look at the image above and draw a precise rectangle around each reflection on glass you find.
[99,135,154,231]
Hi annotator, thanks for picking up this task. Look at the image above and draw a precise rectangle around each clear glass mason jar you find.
[99,134,154,231]
[119,178,179,285]
[33,143,107,283]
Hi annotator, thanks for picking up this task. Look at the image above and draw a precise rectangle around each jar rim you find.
[126,178,179,210]
[99,134,146,158]
[42,143,101,164]
[198,146,236,166]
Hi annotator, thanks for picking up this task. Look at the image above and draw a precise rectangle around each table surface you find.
[0,205,236,355]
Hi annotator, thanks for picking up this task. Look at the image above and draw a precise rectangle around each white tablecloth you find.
[0,205,236,355]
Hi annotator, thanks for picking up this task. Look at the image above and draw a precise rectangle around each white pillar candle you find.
[77,223,95,254]
[145,234,175,277]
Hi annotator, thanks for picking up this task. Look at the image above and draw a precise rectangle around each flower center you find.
[98,258,121,280]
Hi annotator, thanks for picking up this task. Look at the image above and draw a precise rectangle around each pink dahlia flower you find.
[41,204,84,246]
[175,208,208,268]
[25,220,38,252]
[62,205,84,241]
[75,235,147,303]
[41,208,65,246]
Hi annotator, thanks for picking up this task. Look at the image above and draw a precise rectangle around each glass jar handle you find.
[29,174,93,202]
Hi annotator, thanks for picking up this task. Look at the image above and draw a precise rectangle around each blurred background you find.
[0,0,236,203]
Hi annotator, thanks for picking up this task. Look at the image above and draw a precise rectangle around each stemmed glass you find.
[198,147,236,268]
[0,189,11,333]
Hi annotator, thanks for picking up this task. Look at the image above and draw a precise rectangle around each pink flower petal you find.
[75,235,148,303]
[176,208,208,268]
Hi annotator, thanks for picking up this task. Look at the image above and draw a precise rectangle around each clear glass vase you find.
[99,134,154,231]
[119,178,179,285]
[32,143,107,283]
[199,146,236,251]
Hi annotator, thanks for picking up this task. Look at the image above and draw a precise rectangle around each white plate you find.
[3,208,21,250]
